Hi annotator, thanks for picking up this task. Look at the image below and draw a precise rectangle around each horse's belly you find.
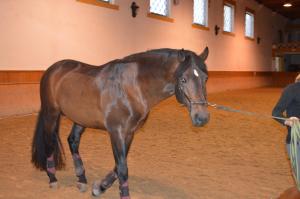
[61,103,105,129]
[56,80,106,129]
[58,87,104,129]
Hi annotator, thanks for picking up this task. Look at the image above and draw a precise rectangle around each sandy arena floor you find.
[0,88,295,199]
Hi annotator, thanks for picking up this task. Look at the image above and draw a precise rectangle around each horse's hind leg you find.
[67,123,87,192]
[43,110,62,188]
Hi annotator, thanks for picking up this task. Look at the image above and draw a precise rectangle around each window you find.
[77,0,119,10]
[223,2,235,33]
[97,0,114,4]
[148,0,173,22]
[150,0,170,16]
[245,10,254,39]
[193,0,208,27]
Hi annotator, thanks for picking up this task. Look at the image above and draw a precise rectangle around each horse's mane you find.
[118,48,207,77]
[146,48,178,55]
[122,48,179,61]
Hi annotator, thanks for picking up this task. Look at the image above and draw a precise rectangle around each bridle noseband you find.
[177,81,208,107]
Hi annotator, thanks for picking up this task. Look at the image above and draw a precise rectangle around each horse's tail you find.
[31,109,65,171]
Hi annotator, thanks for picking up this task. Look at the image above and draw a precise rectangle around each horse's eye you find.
[180,77,186,84]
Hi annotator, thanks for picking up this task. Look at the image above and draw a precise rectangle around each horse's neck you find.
[140,60,178,108]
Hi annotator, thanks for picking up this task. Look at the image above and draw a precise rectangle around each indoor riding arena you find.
[1,1,300,199]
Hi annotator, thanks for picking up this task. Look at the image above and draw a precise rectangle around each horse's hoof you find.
[92,181,101,197]
[77,182,88,192]
[49,181,58,189]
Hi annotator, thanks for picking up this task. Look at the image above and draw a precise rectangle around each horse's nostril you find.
[196,116,202,123]
[193,114,208,126]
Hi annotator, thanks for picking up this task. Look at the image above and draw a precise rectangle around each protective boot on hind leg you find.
[68,124,87,192]
[31,109,65,189]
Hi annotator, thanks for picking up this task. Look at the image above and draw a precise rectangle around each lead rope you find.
[207,102,286,121]
[290,121,300,191]
[207,102,300,191]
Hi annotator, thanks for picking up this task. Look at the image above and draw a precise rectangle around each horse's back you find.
[43,59,99,77]
[41,59,97,88]
[40,60,106,128]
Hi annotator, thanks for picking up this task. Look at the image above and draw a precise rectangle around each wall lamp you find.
[215,25,220,35]
[131,2,139,18]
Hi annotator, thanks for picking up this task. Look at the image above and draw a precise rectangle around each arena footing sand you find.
[0,88,295,199]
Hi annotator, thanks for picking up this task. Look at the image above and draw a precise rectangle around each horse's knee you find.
[117,160,127,173]
[117,162,128,182]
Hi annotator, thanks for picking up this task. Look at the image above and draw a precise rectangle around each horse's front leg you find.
[67,123,87,192]
[92,131,134,199]
[93,167,118,194]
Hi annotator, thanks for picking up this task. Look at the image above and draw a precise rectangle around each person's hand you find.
[284,117,299,127]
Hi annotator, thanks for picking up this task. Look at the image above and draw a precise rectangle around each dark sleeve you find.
[272,85,294,125]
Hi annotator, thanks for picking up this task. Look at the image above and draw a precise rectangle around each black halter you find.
[177,83,208,107]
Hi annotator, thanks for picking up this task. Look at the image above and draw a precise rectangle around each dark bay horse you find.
[31,47,210,198]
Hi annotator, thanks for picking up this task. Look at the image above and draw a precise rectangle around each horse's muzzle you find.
[190,106,210,127]
[191,113,210,127]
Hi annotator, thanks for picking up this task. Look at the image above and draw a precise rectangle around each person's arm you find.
[272,86,294,125]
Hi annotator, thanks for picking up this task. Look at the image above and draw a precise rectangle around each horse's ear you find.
[178,49,186,62]
[199,47,209,61]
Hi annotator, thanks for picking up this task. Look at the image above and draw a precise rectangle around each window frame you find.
[222,0,236,36]
[192,0,209,31]
[77,0,119,10]
[148,0,174,23]
[244,7,255,41]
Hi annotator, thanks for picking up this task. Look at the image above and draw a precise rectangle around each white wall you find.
[0,0,287,71]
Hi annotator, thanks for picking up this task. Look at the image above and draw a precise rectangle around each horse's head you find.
[174,47,210,127]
